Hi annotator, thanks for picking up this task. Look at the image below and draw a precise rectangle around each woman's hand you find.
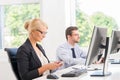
[38,61,63,75]
[46,61,63,70]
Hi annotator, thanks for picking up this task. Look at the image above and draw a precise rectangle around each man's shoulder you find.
[57,42,69,48]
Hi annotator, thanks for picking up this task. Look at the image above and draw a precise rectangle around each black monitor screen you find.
[85,26,107,66]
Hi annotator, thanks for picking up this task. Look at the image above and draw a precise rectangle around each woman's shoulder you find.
[17,40,32,56]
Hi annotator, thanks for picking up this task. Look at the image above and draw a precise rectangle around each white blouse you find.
[36,52,50,75]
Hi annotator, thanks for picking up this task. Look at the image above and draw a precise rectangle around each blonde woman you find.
[16,18,62,80]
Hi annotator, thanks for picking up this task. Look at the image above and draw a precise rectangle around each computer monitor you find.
[110,30,120,54]
[85,26,111,76]
[85,26,107,66]
[109,30,120,64]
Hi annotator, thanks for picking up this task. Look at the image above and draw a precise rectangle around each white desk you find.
[0,50,120,80]
[34,64,120,80]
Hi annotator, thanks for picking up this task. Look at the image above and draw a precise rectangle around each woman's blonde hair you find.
[24,18,48,33]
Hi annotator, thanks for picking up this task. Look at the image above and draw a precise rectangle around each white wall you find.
[40,0,76,60]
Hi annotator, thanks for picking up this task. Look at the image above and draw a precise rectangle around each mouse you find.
[94,68,101,70]
[94,68,99,70]
[47,74,59,79]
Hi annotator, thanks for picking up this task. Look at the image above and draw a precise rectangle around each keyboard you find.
[61,68,87,77]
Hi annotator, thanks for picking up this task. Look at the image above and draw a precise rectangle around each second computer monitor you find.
[85,26,107,66]
[109,30,120,54]
[109,30,120,64]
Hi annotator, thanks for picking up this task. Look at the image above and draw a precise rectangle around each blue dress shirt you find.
[56,42,87,69]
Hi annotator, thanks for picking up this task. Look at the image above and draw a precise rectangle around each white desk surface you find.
[34,64,120,80]
[0,51,120,80]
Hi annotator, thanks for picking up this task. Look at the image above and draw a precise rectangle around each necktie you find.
[71,48,76,58]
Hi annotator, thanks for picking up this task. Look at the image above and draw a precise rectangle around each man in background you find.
[56,26,87,69]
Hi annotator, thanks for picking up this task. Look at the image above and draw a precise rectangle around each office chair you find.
[4,48,21,80]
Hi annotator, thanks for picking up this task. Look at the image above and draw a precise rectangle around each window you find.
[76,0,119,47]
[0,3,40,49]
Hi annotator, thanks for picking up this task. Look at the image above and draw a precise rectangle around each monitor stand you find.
[91,37,111,77]
[90,70,111,76]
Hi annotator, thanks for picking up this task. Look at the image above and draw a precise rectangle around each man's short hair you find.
[65,26,78,40]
